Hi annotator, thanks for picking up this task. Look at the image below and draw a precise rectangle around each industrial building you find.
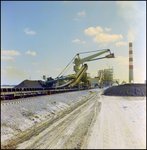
[88,77,99,88]
[89,68,116,88]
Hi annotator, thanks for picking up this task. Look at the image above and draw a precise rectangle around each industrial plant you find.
[1,43,146,150]
[1,48,116,100]
[1,43,146,100]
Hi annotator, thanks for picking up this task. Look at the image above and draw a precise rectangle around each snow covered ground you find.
[85,94,146,149]
[1,89,100,146]
[1,88,146,149]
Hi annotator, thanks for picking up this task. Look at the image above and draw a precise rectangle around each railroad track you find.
[1,86,89,101]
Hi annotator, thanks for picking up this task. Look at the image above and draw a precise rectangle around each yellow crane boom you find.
[73,49,114,73]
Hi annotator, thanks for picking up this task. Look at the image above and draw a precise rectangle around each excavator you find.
[46,49,115,88]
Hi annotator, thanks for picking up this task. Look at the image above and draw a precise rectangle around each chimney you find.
[129,43,134,83]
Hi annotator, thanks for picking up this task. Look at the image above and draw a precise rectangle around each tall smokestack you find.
[129,43,134,83]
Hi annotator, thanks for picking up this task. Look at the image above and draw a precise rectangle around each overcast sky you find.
[1,1,146,85]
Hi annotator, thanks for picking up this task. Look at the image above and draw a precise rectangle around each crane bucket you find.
[105,53,115,58]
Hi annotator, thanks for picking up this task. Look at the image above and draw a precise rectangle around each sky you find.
[1,1,146,85]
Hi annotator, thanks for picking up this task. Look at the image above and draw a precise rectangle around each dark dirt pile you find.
[103,84,146,96]
[14,80,46,88]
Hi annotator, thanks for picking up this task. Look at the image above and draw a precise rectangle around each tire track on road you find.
[1,92,99,149]
[16,93,98,149]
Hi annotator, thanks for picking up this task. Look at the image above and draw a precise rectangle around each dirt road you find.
[84,95,146,149]
[3,90,146,149]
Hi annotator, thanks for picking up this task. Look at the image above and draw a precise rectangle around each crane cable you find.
[57,49,110,78]
[78,49,109,54]
[57,54,77,78]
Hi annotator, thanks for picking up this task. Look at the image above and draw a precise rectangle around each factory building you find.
[89,69,114,88]
[88,77,99,87]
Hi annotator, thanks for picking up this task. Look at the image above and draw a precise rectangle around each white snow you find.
[86,94,146,149]
[1,88,146,149]
[1,89,97,144]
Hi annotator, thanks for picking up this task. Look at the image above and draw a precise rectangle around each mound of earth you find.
[103,84,146,96]
[14,79,46,88]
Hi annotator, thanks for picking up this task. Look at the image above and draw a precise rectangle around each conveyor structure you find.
[1,49,115,100]
[46,49,115,88]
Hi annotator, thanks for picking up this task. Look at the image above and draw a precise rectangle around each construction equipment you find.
[73,49,114,73]
[72,49,114,88]
[46,49,115,88]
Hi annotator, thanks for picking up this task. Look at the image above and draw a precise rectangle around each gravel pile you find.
[103,84,146,96]
[14,79,46,88]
